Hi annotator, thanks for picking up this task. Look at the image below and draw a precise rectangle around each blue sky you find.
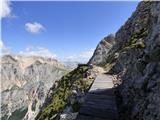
[1,1,139,62]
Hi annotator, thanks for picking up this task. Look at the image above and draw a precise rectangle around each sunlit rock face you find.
[1,55,67,120]
[88,34,115,65]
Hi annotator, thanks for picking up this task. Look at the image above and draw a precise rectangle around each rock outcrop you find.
[95,1,160,120]
[1,55,67,120]
[88,34,115,65]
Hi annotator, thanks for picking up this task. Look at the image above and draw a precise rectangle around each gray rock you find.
[88,34,115,65]
[0,55,67,120]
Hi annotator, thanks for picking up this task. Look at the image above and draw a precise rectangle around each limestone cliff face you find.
[94,1,160,120]
[1,55,67,120]
[88,34,115,65]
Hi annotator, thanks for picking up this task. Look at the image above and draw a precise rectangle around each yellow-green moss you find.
[130,28,148,49]
[122,27,148,51]
[131,41,145,48]
[104,63,115,73]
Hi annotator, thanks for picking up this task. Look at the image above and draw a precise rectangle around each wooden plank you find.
[76,74,118,120]
[76,114,106,120]
[89,88,115,95]
[86,93,115,100]
[79,105,118,119]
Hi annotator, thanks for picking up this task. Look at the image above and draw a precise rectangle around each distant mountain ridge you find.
[1,55,68,120]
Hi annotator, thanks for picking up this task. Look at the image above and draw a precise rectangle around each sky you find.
[1,0,139,63]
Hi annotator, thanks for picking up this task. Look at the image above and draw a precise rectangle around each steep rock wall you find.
[103,2,160,120]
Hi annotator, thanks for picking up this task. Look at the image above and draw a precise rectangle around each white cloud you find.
[0,40,11,55]
[19,46,57,58]
[0,40,4,50]
[0,0,11,18]
[25,22,45,34]
[78,49,94,59]
[64,49,94,63]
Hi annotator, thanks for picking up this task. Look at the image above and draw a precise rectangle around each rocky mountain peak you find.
[88,34,115,65]
[103,34,115,44]
[1,55,18,63]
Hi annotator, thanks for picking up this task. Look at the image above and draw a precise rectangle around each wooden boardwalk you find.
[76,74,118,120]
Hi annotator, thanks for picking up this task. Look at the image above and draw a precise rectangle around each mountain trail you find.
[76,74,118,120]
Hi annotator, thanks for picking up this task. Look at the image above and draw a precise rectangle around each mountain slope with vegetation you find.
[36,64,104,120]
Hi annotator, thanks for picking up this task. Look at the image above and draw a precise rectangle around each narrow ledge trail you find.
[76,74,119,120]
